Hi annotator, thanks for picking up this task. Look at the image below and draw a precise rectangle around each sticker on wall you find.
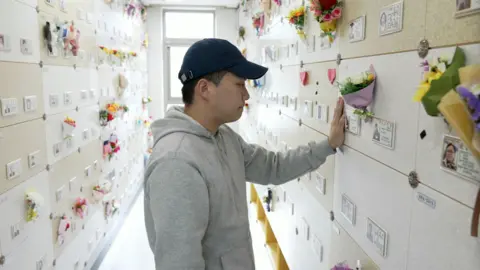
[338,65,376,120]
[59,0,67,12]
[0,34,12,52]
[288,97,298,110]
[49,93,59,108]
[455,0,480,18]
[314,172,326,195]
[348,15,366,43]
[56,215,71,246]
[440,135,480,183]
[303,100,314,117]
[315,104,329,123]
[25,191,44,222]
[23,96,37,112]
[76,9,86,20]
[341,194,356,225]
[65,136,74,149]
[73,197,88,219]
[62,116,76,139]
[378,0,403,37]
[20,39,33,55]
[372,118,395,149]
[366,217,388,257]
[345,108,361,135]
[53,142,62,156]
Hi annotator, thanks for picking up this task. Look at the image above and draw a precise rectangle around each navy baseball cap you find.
[178,38,268,85]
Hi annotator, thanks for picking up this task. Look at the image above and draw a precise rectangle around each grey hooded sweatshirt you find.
[143,106,335,270]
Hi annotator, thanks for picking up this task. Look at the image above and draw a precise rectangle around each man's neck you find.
[184,105,220,134]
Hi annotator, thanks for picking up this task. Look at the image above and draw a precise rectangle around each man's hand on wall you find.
[328,97,346,149]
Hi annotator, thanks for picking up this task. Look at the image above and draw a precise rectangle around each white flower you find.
[27,192,44,207]
[350,74,365,85]
[437,62,447,73]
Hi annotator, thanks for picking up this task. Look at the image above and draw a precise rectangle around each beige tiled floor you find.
[98,191,273,270]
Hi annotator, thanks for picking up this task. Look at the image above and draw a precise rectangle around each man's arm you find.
[240,98,346,186]
[145,159,209,270]
[240,137,335,185]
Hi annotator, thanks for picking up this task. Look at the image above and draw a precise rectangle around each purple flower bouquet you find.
[438,64,480,159]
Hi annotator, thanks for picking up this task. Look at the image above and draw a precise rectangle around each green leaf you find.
[421,47,466,116]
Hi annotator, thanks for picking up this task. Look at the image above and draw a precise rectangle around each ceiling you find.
[142,0,240,8]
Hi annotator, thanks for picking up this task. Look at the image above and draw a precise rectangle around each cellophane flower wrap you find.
[438,64,480,159]
[338,65,376,114]
[309,0,342,43]
[25,191,44,222]
[287,6,307,39]
[413,47,466,116]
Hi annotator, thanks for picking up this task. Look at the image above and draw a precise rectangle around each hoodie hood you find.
[151,106,214,146]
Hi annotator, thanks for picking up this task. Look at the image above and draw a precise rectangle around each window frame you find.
[162,9,216,105]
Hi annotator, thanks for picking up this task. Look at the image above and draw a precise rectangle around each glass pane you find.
[169,46,190,98]
[165,12,214,39]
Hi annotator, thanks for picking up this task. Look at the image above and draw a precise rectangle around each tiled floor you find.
[97,191,273,270]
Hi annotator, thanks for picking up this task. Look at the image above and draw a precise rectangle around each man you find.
[144,38,346,270]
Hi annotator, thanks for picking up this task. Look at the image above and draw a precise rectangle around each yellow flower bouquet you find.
[309,0,343,43]
[287,6,307,39]
[413,47,466,116]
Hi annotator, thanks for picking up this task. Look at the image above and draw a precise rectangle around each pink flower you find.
[331,7,342,19]
[322,13,332,21]
[314,10,322,16]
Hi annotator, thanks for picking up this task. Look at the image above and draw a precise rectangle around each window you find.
[163,10,216,105]
[165,12,215,39]
[168,46,189,98]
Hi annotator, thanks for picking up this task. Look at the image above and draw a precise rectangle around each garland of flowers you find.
[98,46,137,62]
[287,6,307,39]
[309,0,343,43]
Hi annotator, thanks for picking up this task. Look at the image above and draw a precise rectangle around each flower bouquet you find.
[309,0,343,43]
[438,65,480,159]
[413,47,466,116]
[338,65,376,118]
[73,197,88,219]
[56,215,71,246]
[93,181,112,202]
[287,6,307,40]
[105,199,120,218]
[252,12,265,37]
[25,191,44,222]
[62,116,76,139]
[331,262,353,270]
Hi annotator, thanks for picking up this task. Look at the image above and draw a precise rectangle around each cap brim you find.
[227,60,268,80]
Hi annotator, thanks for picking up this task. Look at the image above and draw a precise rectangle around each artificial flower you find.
[331,7,342,18]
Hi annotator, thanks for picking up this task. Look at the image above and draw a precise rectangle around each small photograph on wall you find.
[0,34,10,52]
[455,0,480,18]
[0,34,4,51]
[440,135,480,183]
[372,118,395,149]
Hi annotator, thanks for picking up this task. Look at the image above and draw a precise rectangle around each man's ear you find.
[196,78,211,101]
